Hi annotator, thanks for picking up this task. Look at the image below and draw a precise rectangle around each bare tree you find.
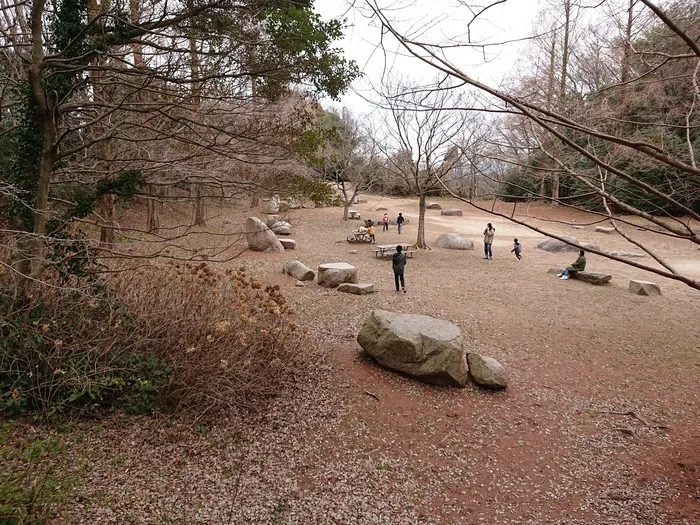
[373,80,473,248]
[367,0,700,291]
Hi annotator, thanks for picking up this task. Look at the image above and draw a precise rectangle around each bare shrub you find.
[109,263,312,413]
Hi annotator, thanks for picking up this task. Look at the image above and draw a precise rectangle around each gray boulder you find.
[537,237,581,253]
[271,221,292,235]
[629,280,662,296]
[266,214,279,227]
[278,238,296,250]
[317,263,358,288]
[357,310,469,387]
[467,353,507,389]
[441,209,463,216]
[376,207,389,211]
[609,250,645,258]
[337,282,375,295]
[245,217,284,252]
[435,233,474,250]
[426,202,442,210]
[264,195,280,214]
[283,260,314,281]
[548,268,612,285]
[278,201,290,213]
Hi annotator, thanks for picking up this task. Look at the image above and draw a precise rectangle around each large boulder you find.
[537,237,581,253]
[278,238,296,250]
[426,202,442,210]
[435,233,474,250]
[263,195,280,214]
[283,260,314,281]
[629,280,662,296]
[441,209,463,216]
[357,310,469,387]
[467,353,507,390]
[271,221,292,235]
[317,263,358,288]
[548,268,612,285]
[337,282,374,295]
[246,217,284,252]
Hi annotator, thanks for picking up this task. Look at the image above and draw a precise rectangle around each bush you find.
[0,261,310,420]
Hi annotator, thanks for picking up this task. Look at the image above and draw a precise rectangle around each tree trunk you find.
[146,184,160,231]
[343,202,350,221]
[552,0,572,207]
[251,195,259,208]
[193,184,206,226]
[100,194,116,245]
[416,194,427,248]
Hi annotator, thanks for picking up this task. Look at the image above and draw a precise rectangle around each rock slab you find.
[246,217,284,252]
[357,310,469,387]
[467,353,507,389]
[548,268,612,285]
[537,237,581,253]
[278,238,296,250]
[283,260,314,281]
[435,233,474,250]
[441,209,463,216]
[596,226,615,234]
[317,263,358,288]
[629,280,662,296]
[337,282,375,295]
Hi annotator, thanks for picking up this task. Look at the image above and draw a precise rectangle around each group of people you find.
[389,222,587,293]
[359,213,406,244]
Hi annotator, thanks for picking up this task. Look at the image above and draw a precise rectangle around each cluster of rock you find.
[246,213,294,252]
[357,310,507,390]
[262,194,301,214]
[282,260,375,294]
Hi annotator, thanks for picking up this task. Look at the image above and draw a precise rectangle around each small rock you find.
[596,226,615,234]
[441,209,463,216]
[283,260,315,281]
[467,353,507,389]
[337,282,374,295]
[278,238,296,250]
[629,280,662,296]
[271,221,292,235]
[349,250,358,254]
[572,225,585,230]
[295,280,305,287]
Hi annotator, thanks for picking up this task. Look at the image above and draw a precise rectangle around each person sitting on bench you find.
[558,250,586,280]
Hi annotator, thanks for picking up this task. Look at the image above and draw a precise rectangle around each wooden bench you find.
[548,268,612,285]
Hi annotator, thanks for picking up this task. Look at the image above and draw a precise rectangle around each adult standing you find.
[483,223,495,260]
[396,213,405,234]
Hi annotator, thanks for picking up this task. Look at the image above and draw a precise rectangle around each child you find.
[392,245,407,293]
[382,214,389,232]
[511,238,522,260]
[367,221,376,243]
[396,213,405,234]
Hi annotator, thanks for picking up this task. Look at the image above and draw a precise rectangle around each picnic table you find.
[347,230,372,243]
[374,244,415,259]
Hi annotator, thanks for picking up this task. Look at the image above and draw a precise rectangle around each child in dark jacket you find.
[392,245,407,293]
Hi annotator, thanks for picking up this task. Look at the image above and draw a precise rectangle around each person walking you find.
[392,245,407,293]
[396,213,405,234]
[382,214,390,232]
[367,221,376,243]
[483,223,495,259]
[557,250,586,280]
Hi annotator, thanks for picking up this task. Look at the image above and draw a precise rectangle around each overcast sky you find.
[316,0,542,114]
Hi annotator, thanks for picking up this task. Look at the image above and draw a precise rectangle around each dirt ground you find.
[51,195,699,524]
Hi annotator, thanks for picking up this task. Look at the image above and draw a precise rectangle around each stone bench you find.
[548,268,612,285]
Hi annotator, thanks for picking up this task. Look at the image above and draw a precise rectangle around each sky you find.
[315,0,542,115]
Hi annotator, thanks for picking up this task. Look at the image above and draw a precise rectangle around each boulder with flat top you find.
[357,309,469,387]
[337,282,374,295]
[629,280,662,296]
[537,237,581,253]
[548,268,612,285]
[441,209,463,216]
[317,263,358,288]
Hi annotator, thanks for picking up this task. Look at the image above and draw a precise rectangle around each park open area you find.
[24,195,695,524]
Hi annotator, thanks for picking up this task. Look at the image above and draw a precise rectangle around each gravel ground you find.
[50,196,699,524]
